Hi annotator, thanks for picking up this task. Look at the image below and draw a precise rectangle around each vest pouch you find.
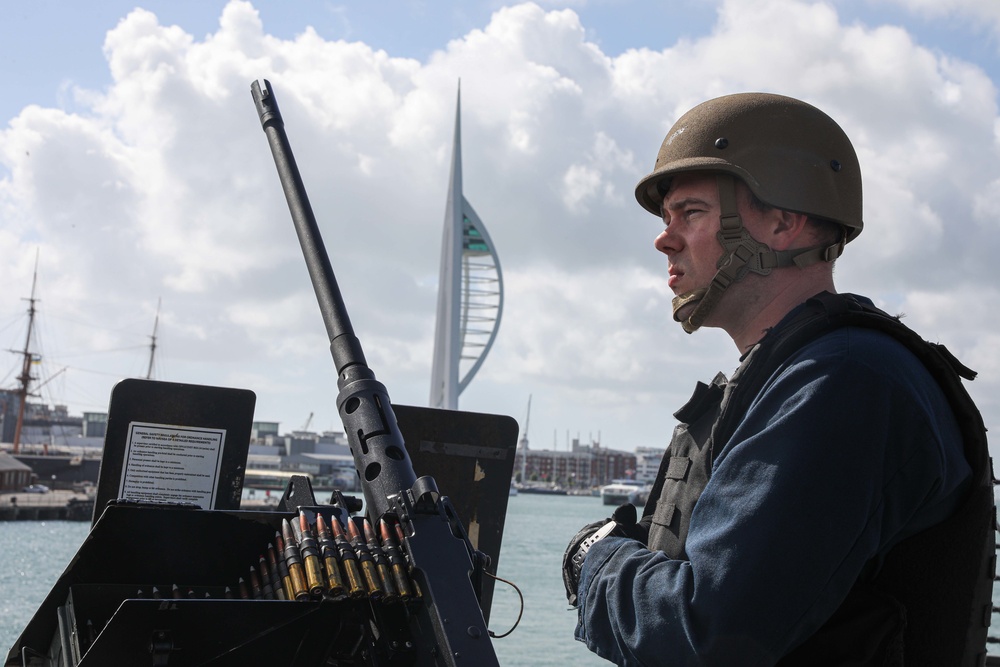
[646,379,724,560]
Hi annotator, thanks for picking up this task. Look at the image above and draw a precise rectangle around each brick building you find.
[514,436,637,489]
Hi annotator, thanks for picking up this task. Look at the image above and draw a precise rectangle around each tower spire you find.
[429,83,504,409]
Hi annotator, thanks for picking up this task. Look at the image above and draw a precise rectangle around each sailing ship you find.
[0,262,163,498]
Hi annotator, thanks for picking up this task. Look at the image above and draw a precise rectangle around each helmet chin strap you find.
[672,174,845,334]
[671,289,709,334]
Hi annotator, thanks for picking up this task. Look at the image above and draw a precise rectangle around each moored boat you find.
[516,483,568,496]
[600,479,650,507]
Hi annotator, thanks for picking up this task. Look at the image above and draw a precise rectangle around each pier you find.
[0,489,94,521]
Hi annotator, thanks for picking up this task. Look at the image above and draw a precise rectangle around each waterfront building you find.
[0,392,106,447]
[251,421,281,441]
[247,427,358,491]
[82,412,108,438]
[634,446,668,484]
[0,452,33,491]
[513,436,637,489]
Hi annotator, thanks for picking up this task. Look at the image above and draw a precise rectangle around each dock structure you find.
[0,490,94,521]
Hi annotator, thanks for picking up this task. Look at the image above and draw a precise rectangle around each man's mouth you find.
[667,267,683,290]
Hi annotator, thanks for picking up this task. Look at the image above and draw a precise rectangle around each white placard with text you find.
[119,422,227,508]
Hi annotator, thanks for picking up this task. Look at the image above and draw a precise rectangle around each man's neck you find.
[727,277,836,354]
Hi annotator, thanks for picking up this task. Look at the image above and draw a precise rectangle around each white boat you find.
[600,479,650,507]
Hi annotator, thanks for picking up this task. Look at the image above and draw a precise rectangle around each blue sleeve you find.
[574,327,970,666]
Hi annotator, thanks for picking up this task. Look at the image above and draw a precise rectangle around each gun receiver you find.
[251,79,500,666]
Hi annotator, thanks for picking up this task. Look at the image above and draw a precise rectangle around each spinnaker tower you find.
[429,85,503,410]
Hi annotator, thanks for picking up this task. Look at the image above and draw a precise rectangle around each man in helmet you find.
[563,93,993,666]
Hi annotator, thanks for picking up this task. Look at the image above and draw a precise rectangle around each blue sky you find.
[2,0,999,460]
[9,1,995,123]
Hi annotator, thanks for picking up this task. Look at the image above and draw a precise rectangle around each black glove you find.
[562,503,638,606]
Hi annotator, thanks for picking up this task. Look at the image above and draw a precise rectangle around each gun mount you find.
[5,80,517,667]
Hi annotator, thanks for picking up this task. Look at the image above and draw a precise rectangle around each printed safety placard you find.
[119,422,227,508]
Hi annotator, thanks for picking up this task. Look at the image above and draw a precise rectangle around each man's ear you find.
[766,209,810,251]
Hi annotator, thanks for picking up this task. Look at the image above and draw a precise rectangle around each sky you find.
[1,0,999,461]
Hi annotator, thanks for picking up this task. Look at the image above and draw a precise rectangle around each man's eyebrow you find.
[664,196,712,212]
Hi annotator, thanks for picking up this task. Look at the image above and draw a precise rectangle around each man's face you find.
[653,172,725,300]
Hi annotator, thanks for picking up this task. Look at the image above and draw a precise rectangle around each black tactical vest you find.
[641,292,995,666]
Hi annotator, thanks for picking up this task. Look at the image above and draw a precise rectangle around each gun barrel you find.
[251,78,417,519]
[250,79,359,362]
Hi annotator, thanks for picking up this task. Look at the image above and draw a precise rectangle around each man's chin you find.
[672,300,699,325]
[671,288,707,325]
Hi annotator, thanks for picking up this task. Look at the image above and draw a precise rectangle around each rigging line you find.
[57,364,138,379]
[47,344,149,359]
[55,377,114,412]
[32,367,67,394]
[0,317,26,336]
[43,311,154,333]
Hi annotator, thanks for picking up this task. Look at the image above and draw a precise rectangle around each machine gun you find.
[4,81,515,667]
[251,78,502,666]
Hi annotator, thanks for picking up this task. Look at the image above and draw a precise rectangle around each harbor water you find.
[0,493,607,665]
[2,493,998,665]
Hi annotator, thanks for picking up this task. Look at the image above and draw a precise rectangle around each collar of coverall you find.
[671,174,847,334]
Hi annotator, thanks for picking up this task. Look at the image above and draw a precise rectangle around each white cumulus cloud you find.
[0,0,997,458]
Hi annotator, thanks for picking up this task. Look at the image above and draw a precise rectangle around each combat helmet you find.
[635,92,863,333]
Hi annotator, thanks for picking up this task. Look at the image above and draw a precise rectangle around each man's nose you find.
[654,228,678,256]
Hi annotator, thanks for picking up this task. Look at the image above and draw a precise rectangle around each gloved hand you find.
[562,503,638,606]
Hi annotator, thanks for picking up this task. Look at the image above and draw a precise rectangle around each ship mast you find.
[145,298,161,380]
[12,256,40,454]
[518,394,531,482]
